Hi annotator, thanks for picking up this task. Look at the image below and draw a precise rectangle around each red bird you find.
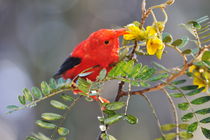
[54,28,126,103]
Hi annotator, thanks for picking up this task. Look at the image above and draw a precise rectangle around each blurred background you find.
[0,0,210,140]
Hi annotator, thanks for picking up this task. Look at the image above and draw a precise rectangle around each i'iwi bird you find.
[54,28,126,103]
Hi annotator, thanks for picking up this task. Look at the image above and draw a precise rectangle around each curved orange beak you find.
[114,28,128,37]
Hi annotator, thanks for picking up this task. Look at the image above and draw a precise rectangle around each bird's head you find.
[87,28,127,50]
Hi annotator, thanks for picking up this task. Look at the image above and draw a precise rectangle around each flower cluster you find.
[123,22,165,59]
[189,65,210,92]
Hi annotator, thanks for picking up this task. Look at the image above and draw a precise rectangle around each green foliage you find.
[161,124,176,131]
[57,127,70,136]
[108,60,156,86]
[100,133,117,140]
[105,102,126,111]
[36,120,56,129]
[41,113,63,121]
[104,114,123,125]
[123,115,138,125]
[178,102,189,110]
[201,127,210,139]
[50,100,68,110]
[187,122,198,133]
[162,32,173,43]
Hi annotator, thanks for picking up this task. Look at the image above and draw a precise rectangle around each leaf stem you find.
[142,94,165,138]
[161,88,179,140]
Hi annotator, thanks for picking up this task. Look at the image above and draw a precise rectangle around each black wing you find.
[54,57,81,79]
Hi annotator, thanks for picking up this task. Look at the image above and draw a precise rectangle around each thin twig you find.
[14,88,73,112]
[161,88,179,140]
[142,94,165,138]
[124,83,131,115]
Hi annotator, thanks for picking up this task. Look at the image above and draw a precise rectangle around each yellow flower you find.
[123,24,145,40]
[189,65,210,92]
[146,37,164,57]
[145,26,157,37]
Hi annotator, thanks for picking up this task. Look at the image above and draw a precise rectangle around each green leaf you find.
[124,114,138,125]
[77,78,91,93]
[186,87,205,96]
[179,131,193,139]
[33,132,51,140]
[202,51,210,61]
[191,96,210,105]
[58,127,70,136]
[137,67,156,80]
[129,63,142,78]
[178,102,190,110]
[180,85,198,90]
[103,110,116,116]
[152,62,169,72]
[105,102,126,111]
[201,127,210,139]
[148,73,168,82]
[36,120,56,129]
[163,133,176,140]
[100,133,117,140]
[182,49,192,54]
[131,81,139,86]
[23,88,33,102]
[49,78,57,89]
[104,114,123,125]
[6,105,20,113]
[179,123,189,130]
[188,21,201,29]
[61,94,74,102]
[50,100,68,110]
[41,113,62,121]
[41,81,51,95]
[97,69,107,80]
[122,60,135,76]
[57,78,66,88]
[187,122,198,133]
[170,93,184,98]
[6,105,19,110]
[161,124,176,131]
[171,39,183,47]
[181,113,194,122]
[18,95,26,105]
[195,108,210,115]
[200,117,210,123]
[162,32,173,43]
[31,87,42,99]
[108,61,125,77]
[171,79,186,85]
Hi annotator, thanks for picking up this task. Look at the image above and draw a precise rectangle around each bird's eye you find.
[104,40,109,45]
